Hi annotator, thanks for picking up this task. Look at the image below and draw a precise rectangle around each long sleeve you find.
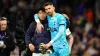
[50,14,67,44]
[34,14,40,22]
[5,31,15,51]
[25,22,35,45]
[50,25,65,44]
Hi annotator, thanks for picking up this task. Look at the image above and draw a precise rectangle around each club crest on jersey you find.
[47,28,50,31]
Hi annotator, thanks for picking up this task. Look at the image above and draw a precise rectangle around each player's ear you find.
[53,6,55,10]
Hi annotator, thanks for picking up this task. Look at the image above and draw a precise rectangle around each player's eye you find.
[48,8,50,9]
[45,9,48,10]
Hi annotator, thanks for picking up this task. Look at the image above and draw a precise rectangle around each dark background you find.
[0,0,100,56]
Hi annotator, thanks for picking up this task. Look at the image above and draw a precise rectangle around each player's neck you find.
[51,11,56,17]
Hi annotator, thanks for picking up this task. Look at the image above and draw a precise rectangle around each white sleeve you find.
[66,28,71,36]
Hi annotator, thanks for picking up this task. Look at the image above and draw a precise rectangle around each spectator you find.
[0,17,15,56]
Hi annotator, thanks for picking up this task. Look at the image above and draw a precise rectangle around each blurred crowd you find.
[0,0,100,56]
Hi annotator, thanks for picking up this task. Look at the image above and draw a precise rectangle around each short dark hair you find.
[0,17,7,21]
[37,7,45,13]
[43,2,54,7]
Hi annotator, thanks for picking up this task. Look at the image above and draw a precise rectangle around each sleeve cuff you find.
[66,28,71,36]
[50,40,54,44]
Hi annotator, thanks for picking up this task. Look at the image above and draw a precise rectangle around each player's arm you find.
[63,14,73,49]
[50,25,65,43]
[63,14,73,52]
[50,15,67,44]
[62,14,69,19]
[44,15,66,49]
[34,14,43,33]
[25,22,35,52]
[51,19,73,45]
[34,14,40,22]
[68,34,73,52]
[66,28,74,52]
[25,23,34,45]
[62,14,70,28]
[44,25,65,49]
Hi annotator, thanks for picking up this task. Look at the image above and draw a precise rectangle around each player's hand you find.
[29,44,35,52]
[2,44,6,49]
[43,42,51,49]
[36,22,44,33]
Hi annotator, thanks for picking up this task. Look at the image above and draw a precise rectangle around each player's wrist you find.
[28,43,33,47]
[36,20,40,23]
[50,40,54,44]
[37,21,41,24]
[68,44,72,49]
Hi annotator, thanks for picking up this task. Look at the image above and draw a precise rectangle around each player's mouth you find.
[47,12,51,15]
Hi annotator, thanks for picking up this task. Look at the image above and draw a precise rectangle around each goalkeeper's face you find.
[44,5,55,16]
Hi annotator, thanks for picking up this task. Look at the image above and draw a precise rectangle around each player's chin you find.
[47,13,51,15]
